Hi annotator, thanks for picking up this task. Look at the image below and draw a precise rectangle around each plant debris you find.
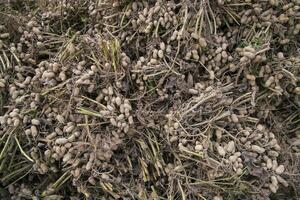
[0,0,299,199]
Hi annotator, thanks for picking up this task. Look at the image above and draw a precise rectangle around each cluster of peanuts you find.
[233,46,267,73]
[199,36,232,79]
[151,42,171,60]
[96,86,134,134]
[130,41,173,92]
[8,19,46,66]
[0,16,136,198]
[131,56,147,91]
[184,36,208,61]
[99,1,180,44]
[213,132,244,176]
[0,67,134,196]
[236,124,287,193]
[164,85,223,146]
[40,87,133,173]
[127,1,178,34]
[265,54,300,96]
[0,0,299,199]
[161,81,291,196]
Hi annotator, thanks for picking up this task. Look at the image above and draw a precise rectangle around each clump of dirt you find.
[0,0,299,199]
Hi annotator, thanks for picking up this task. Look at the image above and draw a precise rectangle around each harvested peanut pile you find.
[0,0,299,199]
